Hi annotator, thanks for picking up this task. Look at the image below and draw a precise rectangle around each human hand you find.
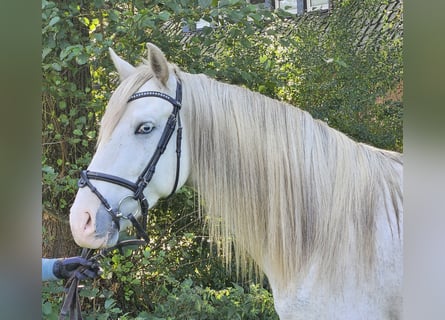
[53,256,102,280]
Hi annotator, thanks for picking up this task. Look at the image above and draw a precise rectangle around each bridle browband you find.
[77,79,183,243]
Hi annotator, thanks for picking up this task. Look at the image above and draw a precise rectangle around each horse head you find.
[69,43,190,248]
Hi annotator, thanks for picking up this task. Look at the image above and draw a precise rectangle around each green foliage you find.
[42,0,402,318]
[143,280,277,319]
[287,0,403,151]
[43,278,276,319]
[42,192,276,319]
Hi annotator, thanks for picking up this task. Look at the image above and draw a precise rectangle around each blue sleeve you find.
[42,258,60,281]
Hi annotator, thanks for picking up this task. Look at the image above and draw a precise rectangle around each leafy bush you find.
[43,278,277,320]
[42,192,277,319]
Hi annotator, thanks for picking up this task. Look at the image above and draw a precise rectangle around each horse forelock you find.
[180,71,403,288]
[98,65,155,145]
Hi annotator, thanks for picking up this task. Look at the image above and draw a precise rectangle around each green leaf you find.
[158,11,171,21]
[108,10,119,22]
[94,33,103,41]
[42,302,53,315]
[42,47,52,60]
[140,16,155,28]
[73,129,82,136]
[93,0,104,8]
[79,287,99,298]
[335,58,349,68]
[86,131,96,139]
[42,165,55,175]
[48,16,60,27]
[219,0,241,7]
[227,10,243,22]
[51,62,61,71]
[76,54,88,65]
[104,298,115,309]
[199,0,213,9]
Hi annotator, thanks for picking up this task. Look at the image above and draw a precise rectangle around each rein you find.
[60,79,183,319]
[59,240,146,320]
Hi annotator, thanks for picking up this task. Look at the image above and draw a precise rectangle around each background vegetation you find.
[42,0,402,318]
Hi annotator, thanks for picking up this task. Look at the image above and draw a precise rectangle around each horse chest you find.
[272,280,393,320]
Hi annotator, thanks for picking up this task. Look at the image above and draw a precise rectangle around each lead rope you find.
[59,248,93,320]
[59,239,147,320]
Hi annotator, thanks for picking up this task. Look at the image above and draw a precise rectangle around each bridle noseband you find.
[77,80,183,243]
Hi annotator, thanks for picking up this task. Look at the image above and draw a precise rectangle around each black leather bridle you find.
[77,79,183,243]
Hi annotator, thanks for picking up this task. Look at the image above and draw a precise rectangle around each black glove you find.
[53,256,102,280]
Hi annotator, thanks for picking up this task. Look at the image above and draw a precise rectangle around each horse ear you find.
[146,43,169,86]
[109,48,136,81]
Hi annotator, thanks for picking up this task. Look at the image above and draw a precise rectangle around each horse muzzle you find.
[69,193,121,249]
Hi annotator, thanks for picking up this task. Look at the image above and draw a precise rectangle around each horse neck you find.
[180,71,402,288]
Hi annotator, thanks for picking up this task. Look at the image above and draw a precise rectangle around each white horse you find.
[70,43,403,319]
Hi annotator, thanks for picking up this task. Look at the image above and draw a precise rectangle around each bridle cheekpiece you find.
[77,79,183,243]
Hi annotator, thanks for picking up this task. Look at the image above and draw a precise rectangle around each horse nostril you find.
[84,212,92,230]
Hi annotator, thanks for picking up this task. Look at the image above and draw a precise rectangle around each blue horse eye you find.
[136,122,155,134]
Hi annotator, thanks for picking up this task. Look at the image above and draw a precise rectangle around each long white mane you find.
[179,71,402,287]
